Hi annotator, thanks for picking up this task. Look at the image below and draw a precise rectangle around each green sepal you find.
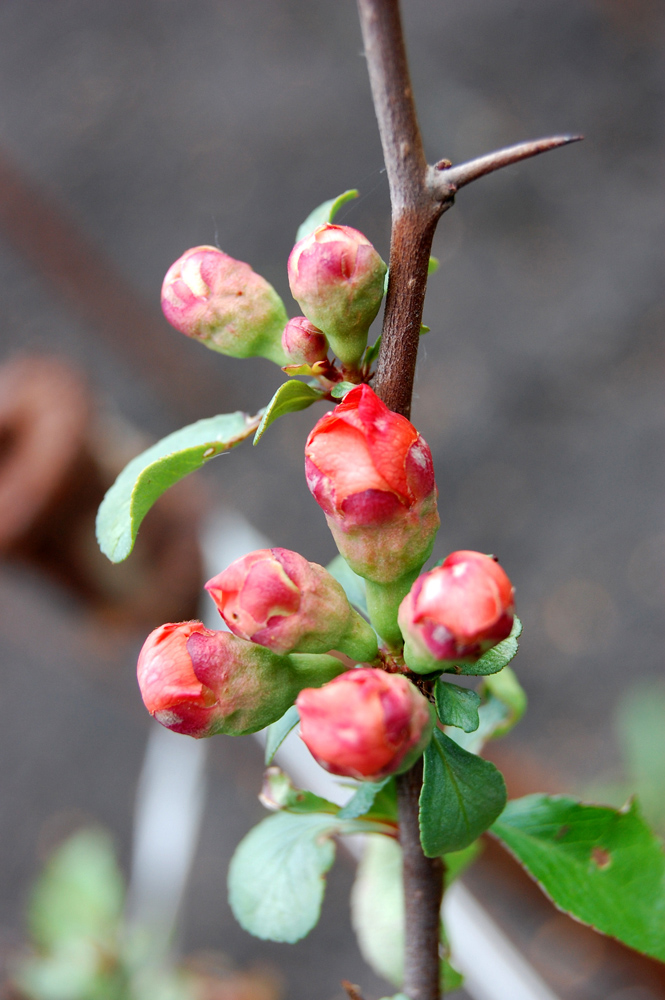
[264,706,300,766]
[435,680,480,732]
[492,795,665,961]
[420,729,507,856]
[296,189,359,243]
[97,411,258,562]
[253,380,325,444]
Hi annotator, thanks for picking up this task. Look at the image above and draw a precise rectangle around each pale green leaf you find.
[228,811,338,942]
[448,667,527,754]
[97,412,256,562]
[253,380,324,444]
[420,729,506,856]
[330,381,357,399]
[492,795,665,961]
[295,189,359,243]
[28,830,124,951]
[338,779,390,820]
[259,766,339,816]
[264,706,300,765]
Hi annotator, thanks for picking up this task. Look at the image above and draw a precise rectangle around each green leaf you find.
[448,667,527,754]
[420,324,430,335]
[363,335,382,368]
[253,380,324,444]
[435,681,480,732]
[617,684,665,832]
[326,554,368,616]
[296,189,359,243]
[228,811,339,942]
[428,256,440,276]
[28,830,124,950]
[264,706,300,765]
[97,412,256,562]
[338,779,390,820]
[259,767,339,816]
[491,795,665,961]
[351,836,462,991]
[451,616,522,676]
[330,381,357,399]
[420,729,507,856]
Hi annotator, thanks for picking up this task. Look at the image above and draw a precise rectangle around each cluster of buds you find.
[143,218,517,782]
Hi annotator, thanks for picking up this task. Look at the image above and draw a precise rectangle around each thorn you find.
[429,134,583,200]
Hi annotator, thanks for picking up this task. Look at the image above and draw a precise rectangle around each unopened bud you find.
[288,225,386,369]
[296,668,433,780]
[305,384,439,585]
[281,316,329,366]
[205,547,378,663]
[162,246,288,365]
[399,551,515,673]
[137,620,345,738]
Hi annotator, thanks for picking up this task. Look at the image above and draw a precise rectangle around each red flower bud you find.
[162,246,288,364]
[399,551,515,671]
[281,316,329,366]
[288,225,386,368]
[296,668,433,781]
[205,547,378,662]
[137,620,345,738]
[305,384,439,583]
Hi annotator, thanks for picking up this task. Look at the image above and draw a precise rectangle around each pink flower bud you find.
[296,668,433,780]
[162,246,288,365]
[281,316,329,366]
[205,547,378,662]
[288,225,386,368]
[305,384,439,583]
[399,551,515,671]
[137,620,345,738]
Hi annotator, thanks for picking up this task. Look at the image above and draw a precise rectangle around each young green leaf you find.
[330,381,357,399]
[260,767,339,816]
[326,554,369,616]
[363,335,382,368]
[253,380,324,444]
[338,779,390,820]
[420,729,506,856]
[450,616,522,676]
[228,811,339,942]
[295,189,359,243]
[435,680,480,732]
[351,835,463,992]
[492,795,665,961]
[427,256,440,275]
[97,411,257,562]
[264,706,300,765]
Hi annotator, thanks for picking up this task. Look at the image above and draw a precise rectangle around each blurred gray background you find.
[0,1,662,998]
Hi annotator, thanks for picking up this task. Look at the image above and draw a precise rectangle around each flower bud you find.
[161,246,288,365]
[205,547,378,663]
[399,551,515,673]
[305,384,439,585]
[288,225,386,369]
[137,620,345,738]
[281,316,329,366]
[296,668,434,781]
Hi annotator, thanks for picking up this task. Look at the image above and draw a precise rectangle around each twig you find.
[356,2,580,998]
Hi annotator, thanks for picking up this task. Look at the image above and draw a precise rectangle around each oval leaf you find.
[97,412,257,562]
[228,811,338,942]
[264,706,300,766]
[435,680,481,732]
[295,189,359,243]
[491,795,665,961]
[253,380,324,444]
[420,729,507,857]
